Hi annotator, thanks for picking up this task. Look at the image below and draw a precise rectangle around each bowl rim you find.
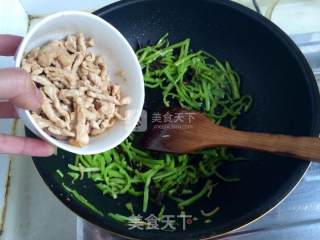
[15,10,145,155]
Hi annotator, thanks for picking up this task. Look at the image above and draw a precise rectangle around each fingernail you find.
[48,145,57,156]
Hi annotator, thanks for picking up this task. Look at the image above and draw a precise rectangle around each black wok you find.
[27,0,320,239]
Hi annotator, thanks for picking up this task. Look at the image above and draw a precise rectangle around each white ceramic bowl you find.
[15,11,145,155]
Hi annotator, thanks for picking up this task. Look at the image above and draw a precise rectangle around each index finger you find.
[0,68,43,111]
[0,35,22,56]
[0,134,55,156]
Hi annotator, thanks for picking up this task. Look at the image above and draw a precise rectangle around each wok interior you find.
[31,0,319,239]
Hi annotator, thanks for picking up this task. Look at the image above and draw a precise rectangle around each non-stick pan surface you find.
[28,0,320,239]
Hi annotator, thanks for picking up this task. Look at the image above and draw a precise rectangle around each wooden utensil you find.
[140,108,320,161]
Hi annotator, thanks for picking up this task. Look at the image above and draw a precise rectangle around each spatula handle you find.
[224,130,320,161]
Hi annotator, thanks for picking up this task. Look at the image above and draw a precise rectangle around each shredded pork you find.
[22,33,131,147]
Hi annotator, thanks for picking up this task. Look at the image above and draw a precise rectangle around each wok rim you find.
[32,0,320,239]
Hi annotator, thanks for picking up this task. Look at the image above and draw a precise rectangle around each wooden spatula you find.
[140,108,320,161]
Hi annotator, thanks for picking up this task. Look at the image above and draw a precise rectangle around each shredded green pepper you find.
[62,34,252,223]
[125,202,135,215]
[200,207,220,217]
[158,206,166,220]
[56,169,64,178]
[62,183,103,216]
[178,180,213,208]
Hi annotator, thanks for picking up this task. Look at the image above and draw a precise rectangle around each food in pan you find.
[61,34,252,223]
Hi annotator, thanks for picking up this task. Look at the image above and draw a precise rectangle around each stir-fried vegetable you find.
[63,35,252,221]
[62,182,104,216]
[137,34,252,128]
[200,207,220,217]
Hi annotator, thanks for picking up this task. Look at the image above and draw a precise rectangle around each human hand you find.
[0,34,55,156]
